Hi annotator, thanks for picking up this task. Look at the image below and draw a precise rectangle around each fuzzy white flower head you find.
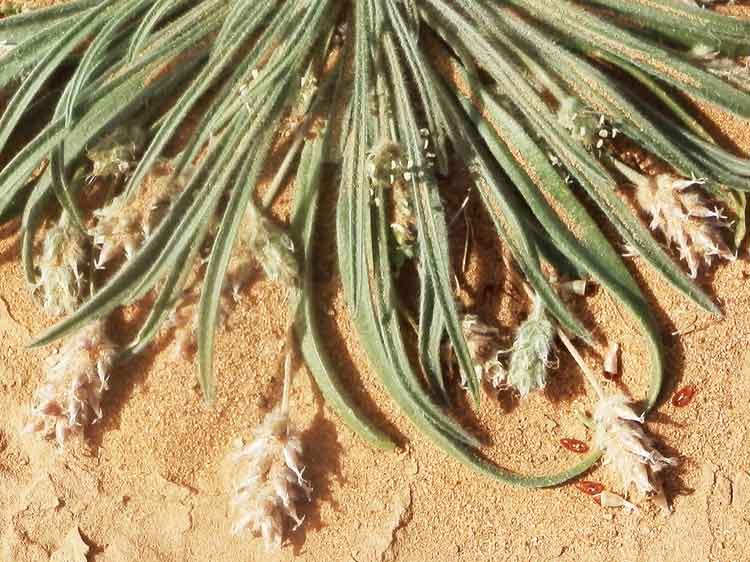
[91,195,142,268]
[506,296,555,397]
[594,393,677,511]
[36,212,87,316]
[226,205,298,300]
[24,321,117,446]
[229,406,312,550]
[616,161,734,278]
[90,159,188,270]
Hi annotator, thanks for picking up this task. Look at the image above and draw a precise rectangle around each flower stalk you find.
[229,351,311,550]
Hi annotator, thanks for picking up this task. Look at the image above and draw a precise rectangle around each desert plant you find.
[1,0,749,523]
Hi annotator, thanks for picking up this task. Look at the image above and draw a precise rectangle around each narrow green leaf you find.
[291,129,395,449]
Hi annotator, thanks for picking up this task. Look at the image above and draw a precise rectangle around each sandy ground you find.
[2,2,750,562]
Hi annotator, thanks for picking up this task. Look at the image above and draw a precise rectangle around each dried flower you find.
[366,140,416,265]
[460,314,506,389]
[91,195,142,268]
[24,321,116,445]
[615,160,734,278]
[595,491,638,513]
[226,205,298,300]
[594,393,677,510]
[90,162,187,269]
[366,139,403,187]
[506,296,555,397]
[36,212,87,316]
[86,125,146,181]
[229,361,311,550]
[389,177,417,266]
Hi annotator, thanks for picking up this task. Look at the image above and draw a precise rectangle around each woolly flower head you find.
[91,195,142,268]
[24,321,116,446]
[91,163,186,269]
[226,205,298,300]
[460,314,506,389]
[366,139,417,267]
[36,212,87,316]
[229,406,311,550]
[506,296,555,397]
[616,160,733,278]
[389,179,416,267]
[594,393,677,510]
[86,125,146,180]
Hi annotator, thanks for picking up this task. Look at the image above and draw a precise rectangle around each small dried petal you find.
[672,385,697,407]
[595,491,638,513]
[604,342,620,378]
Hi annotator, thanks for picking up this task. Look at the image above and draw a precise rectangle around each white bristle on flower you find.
[91,195,142,268]
[90,161,188,270]
[226,204,298,300]
[36,212,87,316]
[24,321,116,446]
[615,160,734,278]
[594,393,677,511]
[506,296,555,397]
[229,410,311,549]
[229,355,311,550]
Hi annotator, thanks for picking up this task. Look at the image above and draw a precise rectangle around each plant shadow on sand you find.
[0,219,21,268]
[289,382,344,556]
[84,297,160,451]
